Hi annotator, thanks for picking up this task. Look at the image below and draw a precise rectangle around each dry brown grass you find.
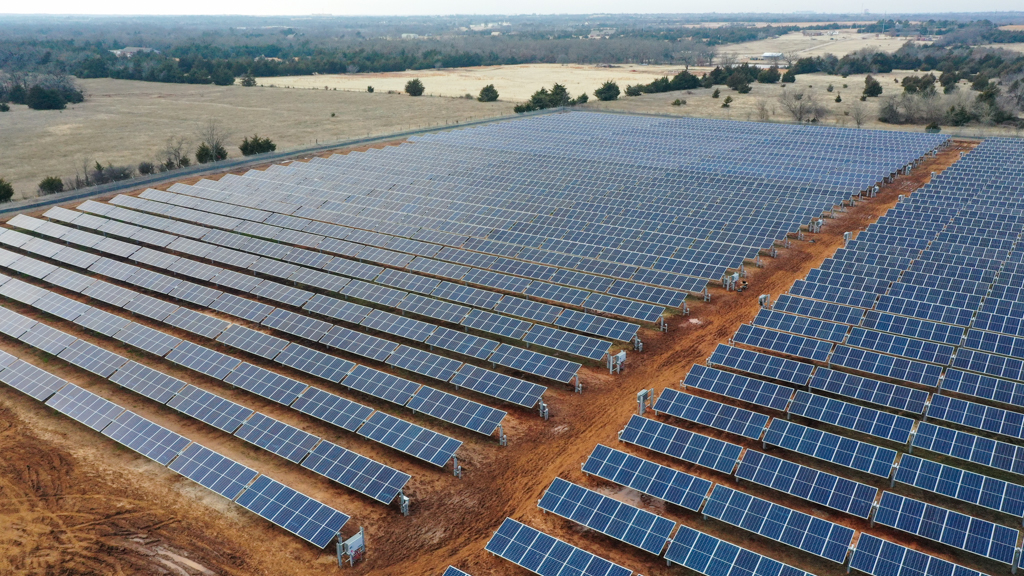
[0,78,514,201]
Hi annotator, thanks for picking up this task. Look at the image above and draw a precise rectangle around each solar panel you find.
[681,364,792,411]
[488,344,580,383]
[166,341,241,380]
[619,414,742,474]
[762,418,896,478]
[735,449,877,518]
[522,325,611,361]
[654,388,769,439]
[707,344,813,387]
[113,322,183,357]
[360,309,437,343]
[33,291,89,321]
[123,293,180,321]
[538,476,674,555]
[424,327,499,360]
[485,517,632,576]
[166,384,254,433]
[397,293,471,324]
[0,305,37,338]
[912,421,1024,476]
[341,365,421,405]
[732,324,833,363]
[808,367,928,414]
[386,345,463,382]
[874,491,1018,564]
[168,443,258,500]
[356,411,461,467]
[266,346,346,392]
[109,361,187,403]
[102,410,191,465]
[289,386,372,433]
[665,525,811,576]
[44,383,124,431]
[222,362,309,406]
[73,307,131,337]
[0,358,69,401]
[583,444,711,511]
[894,454,1024,517]
[703,484,853,563]
[261,308,333,342]
[163,308,230,339]
[82,280,138,307]
[442,567,471,576]
[941,368,1024,410]
[461,309,531,340]
[829,345,943,388]
[406,387,506,435]
[319,326,398,362]
[788,390,914,443]
[57,339,129,378]
[19,322,78,355]
[928,393,1024,441]
[300,439,410,505]
[304,294,372,324]
[234,413,320,463]
[216,324,290,360]
[449,364,545,408]
[850,534,985,576]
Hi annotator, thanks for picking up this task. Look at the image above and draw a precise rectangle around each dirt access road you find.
[0,141,972,576]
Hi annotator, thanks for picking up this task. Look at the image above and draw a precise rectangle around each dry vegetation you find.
[0,78,514,201]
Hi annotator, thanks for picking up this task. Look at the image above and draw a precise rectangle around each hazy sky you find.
[3,1,1022,16]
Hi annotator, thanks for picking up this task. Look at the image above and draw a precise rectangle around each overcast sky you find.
[3,1,1022,16]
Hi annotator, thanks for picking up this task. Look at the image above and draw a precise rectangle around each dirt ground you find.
[0,79,514,202]
[0,140,983,576]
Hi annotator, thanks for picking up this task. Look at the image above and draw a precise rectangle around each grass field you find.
[0,79,513,201]
[721,29,922,61]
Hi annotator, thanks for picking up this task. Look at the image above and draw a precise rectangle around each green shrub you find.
[239,134,276,156]
[478,84,499,102]
[405,79,424,96]
[594,81,620,101]
[38,176,64,195]
[0,179,13,203]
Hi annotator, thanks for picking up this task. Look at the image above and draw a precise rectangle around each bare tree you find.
[197,119,228,152]
[162,135,192,169]
[696,46,717,67]
[850,100,868,128]
[779,90,811,122]
[719,52,738,67]
[755,97,772,121]
[783,50,801,68]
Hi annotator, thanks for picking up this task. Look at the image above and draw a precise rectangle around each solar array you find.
[0,348,349,549]
[665,526,811,576]
[735,450,877,518]
[485,517,632,576]
[582,444,712,511]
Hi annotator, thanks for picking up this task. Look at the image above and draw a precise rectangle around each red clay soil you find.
[0,140,981,576]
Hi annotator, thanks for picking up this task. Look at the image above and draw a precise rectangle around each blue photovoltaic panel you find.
[290,387,373,432]
[424,327,499,360]
[538,477,675,555]
[736,450,877,518]
[44,383,124,431]
[681,364,792,411]
[751,308,848,343]
[928,394,1024,441]
[707,344,814,387]
[273,343,355,384]
[619,414,742,474]
[341,365,420,406]
[233,413,320,463]
[762,418,896,478]
[443,567,471,576]
[808,367,928,414]
[223,362,309,406]
[665,525,811,576]
[167,443,258,500]
[773,294,865,325]
[109,361,186,404]
[850,534,984,576]
[300,439,410,505]
[165,384,254,434]
[830,345,943,388]
[942,368,1024,410]
[406,387,506,436]
[522,325,611,361]
[846,328,954,366]
[788,390,914,444]
[488,344,580,383]
[702,484,853,563]
[583,444,711,511]
[165,341,240,380]
[0,358,70,401]
[732,324,833,363]
[357,411,461,467]
[913,422,1024,476]
[102,410,191,466]
[485,517,632,576]
[319,326,398,362]
[234,475,349,549]
[894,454,1024,517]
[385,345,463,382]
[448,364,545,409]
[874,491,1018,564]
[654,388,769,439]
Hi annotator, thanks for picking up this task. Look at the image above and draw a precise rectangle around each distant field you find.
[721,29,925,60]
[258,63,689,102]
[981,42,1024,53]
[0,78,512,201]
